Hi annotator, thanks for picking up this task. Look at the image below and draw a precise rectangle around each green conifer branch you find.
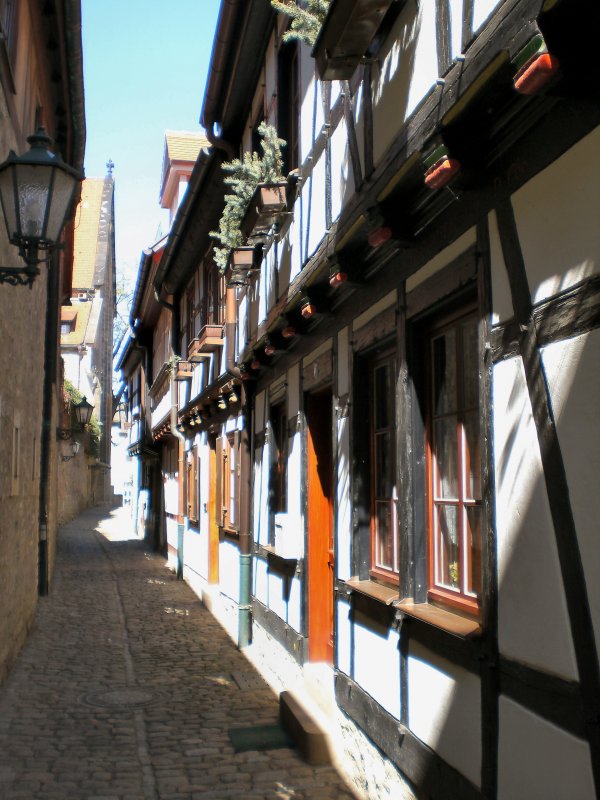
[271,0,330,47]
[211,123,286,272]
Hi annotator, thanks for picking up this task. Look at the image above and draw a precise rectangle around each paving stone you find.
[0,506,358,799]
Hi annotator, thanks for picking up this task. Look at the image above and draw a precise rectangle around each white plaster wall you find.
[338,327,350,396]
[152,389,171,430]
[267,570,285,620]
[300,62,322,166]
[285,431,304,556]
[266,244,278,312]
[406,227,476,292]
[489,210,513,325]
[330,114,354,223]
[405,0,438,119]
[336,600,352,677]
[493,356,578,680]
[164,474,178,515]
[408,641,482,788]
[353,619,400,721]
[336,414,352,581]
[512,126,600,305]
[306,153,328,261]
[541,331,600,646]
[450,0,465,60]
[165,515,178,569]
[183,528,207,582]
[219,539,240,603]
[352,81,366,179]
[473,0,505,35]
[238,293,247,355]
[62,352,94,398]
[498,696,595,800]
[253,444,270,547]
[372,0,421,165]
[287,576,302,632]
[254,557,269,607]
[286,204,303,283]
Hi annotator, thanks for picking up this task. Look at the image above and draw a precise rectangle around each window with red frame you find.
[426,305,482,613]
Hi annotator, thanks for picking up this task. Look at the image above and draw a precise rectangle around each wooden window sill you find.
[394,599,481,638]
[220,527,240,543]
[345,578,399,606]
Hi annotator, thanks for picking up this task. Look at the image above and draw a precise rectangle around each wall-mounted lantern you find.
[61,440,80,463]
[73,396,94,429]
[57,394,94,440]
[0,128,81,287]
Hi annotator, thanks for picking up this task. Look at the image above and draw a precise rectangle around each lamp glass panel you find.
[0,164,17,239]
[14,163,52,240]
[45,168,77,242]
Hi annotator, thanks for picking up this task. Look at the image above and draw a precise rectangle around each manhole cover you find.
[82,687,163,709]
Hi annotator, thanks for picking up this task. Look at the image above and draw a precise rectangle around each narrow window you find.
[370,350,398,580]
[270,402,288,514]
[278,40,300,174]
[222,433,240,530]
[426,306,482,613]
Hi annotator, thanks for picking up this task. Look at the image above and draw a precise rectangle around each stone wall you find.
[57,450,96,526]
[0,96,48,686]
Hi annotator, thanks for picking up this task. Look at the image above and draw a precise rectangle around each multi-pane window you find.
[427,307,482,613]
[187,446,199,523]
[370,350,398,579]
[270,402,287,514]
[221,433,240,530]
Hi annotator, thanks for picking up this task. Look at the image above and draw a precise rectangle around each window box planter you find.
[188,324,225,361]
[313,0,399,81]
[241,181,288,239]
[174,360,193,381]
[225,246,262,287]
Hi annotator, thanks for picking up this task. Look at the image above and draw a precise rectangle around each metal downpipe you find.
[170,359,186,580]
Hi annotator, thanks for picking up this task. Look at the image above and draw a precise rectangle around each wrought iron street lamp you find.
[0,127,81,286]
[73,396,94,429]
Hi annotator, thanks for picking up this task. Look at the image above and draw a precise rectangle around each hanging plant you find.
[211,122,286,272]
[271,0,330,47]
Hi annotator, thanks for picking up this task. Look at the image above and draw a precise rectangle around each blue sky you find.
[82,0,221,280]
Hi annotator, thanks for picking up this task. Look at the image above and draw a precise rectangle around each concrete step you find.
[279,688,334,766]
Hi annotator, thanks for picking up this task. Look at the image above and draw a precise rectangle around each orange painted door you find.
[307,389,334,663]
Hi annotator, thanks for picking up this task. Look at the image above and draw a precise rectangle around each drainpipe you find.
[169,356,186,580]
[38,251,60,595]
[226,285,253,649]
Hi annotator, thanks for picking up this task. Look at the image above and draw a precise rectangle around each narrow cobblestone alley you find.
[0,507,357,800]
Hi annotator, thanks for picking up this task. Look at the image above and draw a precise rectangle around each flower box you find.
[174,360,193,381]
[241,182,288,239]
[188,325,225,361]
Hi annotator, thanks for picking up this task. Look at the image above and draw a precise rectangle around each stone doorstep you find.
[279,688,334,766]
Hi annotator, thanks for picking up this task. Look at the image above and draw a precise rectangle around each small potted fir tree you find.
[211,123,287,282]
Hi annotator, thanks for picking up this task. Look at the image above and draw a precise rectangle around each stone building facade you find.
[0,0,85,684]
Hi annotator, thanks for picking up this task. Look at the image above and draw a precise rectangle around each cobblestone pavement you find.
[0,507,357,800]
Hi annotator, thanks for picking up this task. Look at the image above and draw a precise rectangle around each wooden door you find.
[307,389,334,663]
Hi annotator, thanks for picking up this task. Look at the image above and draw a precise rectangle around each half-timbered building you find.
[124,1,600,796]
